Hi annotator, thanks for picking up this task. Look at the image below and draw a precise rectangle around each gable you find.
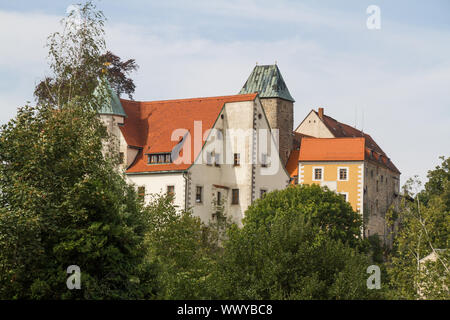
[295,110,334,138]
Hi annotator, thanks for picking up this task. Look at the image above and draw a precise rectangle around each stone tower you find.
[239,64,295,165]
[97,79,127,163]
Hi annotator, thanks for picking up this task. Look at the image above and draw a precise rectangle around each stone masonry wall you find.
[259,98,293,165]
[363,160,400,247]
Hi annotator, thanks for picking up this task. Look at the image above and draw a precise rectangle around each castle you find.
[99,64,400,242]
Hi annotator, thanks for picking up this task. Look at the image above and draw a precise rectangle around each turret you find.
[96,79,127,166]
[240,64,295,165]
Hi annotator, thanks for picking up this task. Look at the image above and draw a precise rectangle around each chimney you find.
[318,107,324,119]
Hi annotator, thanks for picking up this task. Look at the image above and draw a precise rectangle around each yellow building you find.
[291,137,364,214]
[295,137,365,213]
[287,108,401,242]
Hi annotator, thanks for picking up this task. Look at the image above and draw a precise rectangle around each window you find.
[214,153,221,167]
[149,154,158,164]
[233,153,240,166]
[261,153,268,167]
[196,186,203,203]
[260,189,267,198]
[137,186,145,202]
[167,185,175,197]
[313,167,323,181]
[380,175,384,183]
[148,153,171,164]
[339,192,348,202]
[217,191,222,205]
[232,189,239,205]
[338,167,348,181]
[376,180,379,192]
[119,152,124,164]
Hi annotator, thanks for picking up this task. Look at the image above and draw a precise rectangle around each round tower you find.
[96,79,127,165]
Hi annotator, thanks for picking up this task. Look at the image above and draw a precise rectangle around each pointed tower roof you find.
[239,64,295,102]
[97,79,127,117]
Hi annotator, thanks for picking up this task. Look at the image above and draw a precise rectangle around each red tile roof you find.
[285,149,300,181]
[316,111,400,174]
[286,131,312,180]
[299,137,366,161]
[120,94,258,173]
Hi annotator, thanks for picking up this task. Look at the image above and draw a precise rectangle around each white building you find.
[99,65,293,224]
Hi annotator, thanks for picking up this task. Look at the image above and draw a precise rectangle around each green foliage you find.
[244,184,363,248]
[34,1,106,108]
[34,2,138,107]
[139,183,384,300]
[420,156,450,208]
[0,1,154,299]
[0,100,155,299]
[367,234,385,264]
[144,194,219,299]
[387,157,450,300]
[213,212,382,299]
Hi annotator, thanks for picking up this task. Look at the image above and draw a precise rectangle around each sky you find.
[0,0,449,186]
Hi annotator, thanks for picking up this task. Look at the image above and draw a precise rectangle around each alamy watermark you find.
[66,265,81,290]
[168,123,282,176]
[366,5,381,30]
[366,265,381,289]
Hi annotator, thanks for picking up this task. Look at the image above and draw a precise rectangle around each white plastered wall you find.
[126,172,186,209]
[295,110,334,138]
[188,98,289,226]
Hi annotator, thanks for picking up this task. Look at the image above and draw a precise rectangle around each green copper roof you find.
[97,79,127,117]
[239,64,295,102]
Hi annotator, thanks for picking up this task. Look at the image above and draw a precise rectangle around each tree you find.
[213,209,382,299]
[209,185,382,300]
[243,184,363,248]
[33,3,138,106]
[387,157,450,299]
[144,194,218,299]
[100,51,139,99]
[0,1,154,299]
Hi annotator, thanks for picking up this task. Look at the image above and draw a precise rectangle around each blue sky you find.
[0,0,449,186]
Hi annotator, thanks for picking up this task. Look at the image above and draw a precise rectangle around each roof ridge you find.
[302,137,365,140]
[120,93,257,104]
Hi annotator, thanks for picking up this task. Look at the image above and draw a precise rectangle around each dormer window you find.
[148,153,172,164]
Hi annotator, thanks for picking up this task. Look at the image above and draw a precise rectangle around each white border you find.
[339,191,349,202]
[312,166,324,181]
[337,166,349,181]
